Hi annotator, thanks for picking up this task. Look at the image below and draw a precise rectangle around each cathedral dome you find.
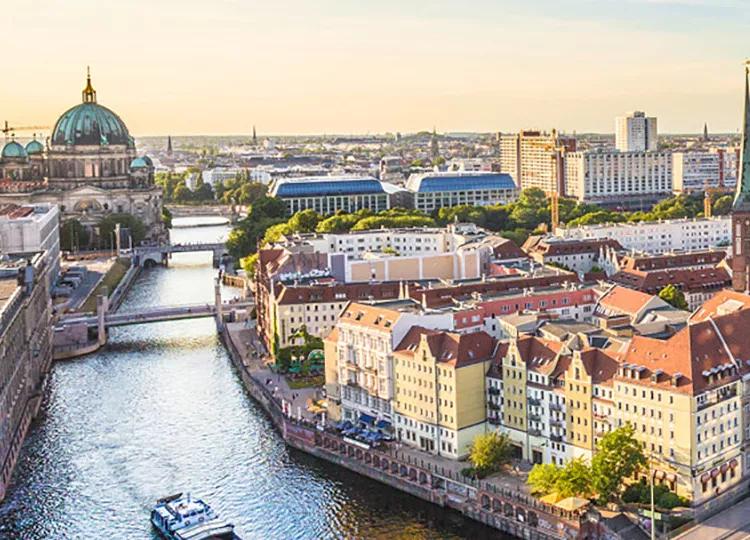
[129,157,148,169]
[2,141,28,159]
[25,139,44,155]
[50,71,131,147]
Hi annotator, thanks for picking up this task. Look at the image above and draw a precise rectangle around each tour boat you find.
[151,493,241,540]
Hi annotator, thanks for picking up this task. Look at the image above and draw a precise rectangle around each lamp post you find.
[649,453,656,540]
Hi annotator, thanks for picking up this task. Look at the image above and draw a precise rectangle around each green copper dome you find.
[129,157,148,169]
[52,102,131,146]
[51,71,131,147]
[25,140,44,155]
[2,141,28,159]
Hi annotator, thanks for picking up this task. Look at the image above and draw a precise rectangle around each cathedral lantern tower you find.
[732,61,750,292]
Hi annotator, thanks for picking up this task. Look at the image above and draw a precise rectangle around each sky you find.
[2,0,749,136]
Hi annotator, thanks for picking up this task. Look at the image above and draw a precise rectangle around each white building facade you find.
[563,150,672,203]
[616,111,658,152]
[556,216,731,253]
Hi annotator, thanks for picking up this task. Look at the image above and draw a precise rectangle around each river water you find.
[0,218,505,540]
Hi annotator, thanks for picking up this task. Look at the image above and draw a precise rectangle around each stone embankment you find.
[221,324,602,540]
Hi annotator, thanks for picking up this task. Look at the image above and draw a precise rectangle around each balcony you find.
[488,402,501,411]
[550,418,563,428]
[549,402,563,412]
[551,434,563,443]
[488,387,501,396]
[488,417,502,426]
[529,414,542,423]
[529,428,542,437]
[697,385,738,412]
[527,397,542,407]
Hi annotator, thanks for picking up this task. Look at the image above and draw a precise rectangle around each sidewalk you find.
[675,496,750,540]
[225,322,318,421]
[225,321,531,493]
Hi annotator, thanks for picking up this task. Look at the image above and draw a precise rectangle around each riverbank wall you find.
[220,328,598,540]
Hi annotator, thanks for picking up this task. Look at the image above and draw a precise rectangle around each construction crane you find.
[2,121,49,140]
[550,191,560,231]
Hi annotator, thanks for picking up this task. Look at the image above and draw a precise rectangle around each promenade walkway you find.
[223,322,531,495]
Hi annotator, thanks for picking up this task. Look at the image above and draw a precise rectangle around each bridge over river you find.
[58,299,254,329]
[134,242,228,268]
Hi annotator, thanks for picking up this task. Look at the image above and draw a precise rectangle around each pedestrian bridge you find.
[57,299,254,329]
[134,242,228,268]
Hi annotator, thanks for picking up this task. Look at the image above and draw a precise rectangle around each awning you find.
[359,413,376,425]
[710,469,720,478]
[376,419,392,429]
[721,463,730,474]
[654,471,665,480]
[700,473,710,483]
[730,459,739,469]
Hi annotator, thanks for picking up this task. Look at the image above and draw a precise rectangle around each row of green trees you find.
[525,424,682,506]
[226,188,728,277]
[60,213,147,252]
[155,171,268,206]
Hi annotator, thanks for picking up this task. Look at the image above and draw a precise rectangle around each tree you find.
[161,206,173,229]
[658,284,689,311]
[468,432,511,476]
[527,463,562,495]
[713,195,733,216]
[555,457,592,498]
[287,209,321,233]
[99,213,146,248]
[315,213,360,233]
[591,424,647,503]
[251,196,286,220]
[60,219,90,251]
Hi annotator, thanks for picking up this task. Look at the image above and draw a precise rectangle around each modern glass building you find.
[270,176,408,215]
[405,172,518,212]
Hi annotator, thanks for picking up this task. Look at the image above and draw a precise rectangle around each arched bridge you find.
[57,299,254,329]
[134,242,228,268]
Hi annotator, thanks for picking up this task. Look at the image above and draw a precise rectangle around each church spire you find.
[82,66,97,104]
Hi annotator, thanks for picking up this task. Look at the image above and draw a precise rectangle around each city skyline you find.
[2,0,749,136]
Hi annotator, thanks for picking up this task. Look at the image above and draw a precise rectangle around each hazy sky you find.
[2,0,748,136]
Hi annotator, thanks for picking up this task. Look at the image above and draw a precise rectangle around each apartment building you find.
[610,267,731,311]
[392,327,493,458]
[405,172,518,213]
[497,130,576,193]
[612,294,750,504]
[522,236,623,274]
[0,253,53,501]
[494,334,618,466]
[563,150,672,204]
[0,203,60,283]
[672,152,722,193]
[270,281,401,348]
[555,216,731,253]
[616,111,658,152]
[325,300,453,425]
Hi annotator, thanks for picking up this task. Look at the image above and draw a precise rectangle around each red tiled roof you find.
[611,267,731,294]
[620,250,726,271]
[598,285,656,316]
[618,308,750,394]
[395,327,494,368]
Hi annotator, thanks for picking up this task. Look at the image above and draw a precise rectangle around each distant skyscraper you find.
[615,111,658,152]
[704,122,710,142]
[497,130,576,194]
[167,135,172,155]
[732,61,750,292]
[252,125,257,145]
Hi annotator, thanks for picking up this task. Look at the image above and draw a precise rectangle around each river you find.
[0,218,505,540]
